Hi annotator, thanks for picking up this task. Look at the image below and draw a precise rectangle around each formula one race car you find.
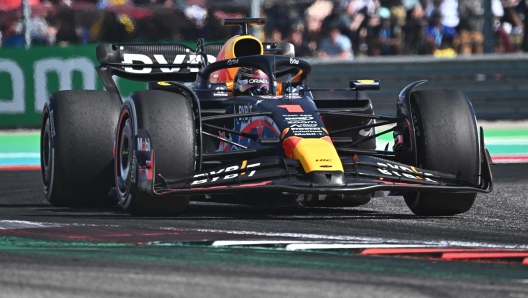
[40,18,493,216]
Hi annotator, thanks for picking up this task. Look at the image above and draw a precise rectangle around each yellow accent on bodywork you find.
[224,35,264,59]
[292,138,343,173]
[410,166,422,179]
[158,81,171,86]
[357,80,375,84]
[221,35,264,90]
[241,160,247,175]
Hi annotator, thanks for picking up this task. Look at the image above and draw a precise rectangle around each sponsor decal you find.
[284,115,319,129]
[282,94,302,99]
[376,162,437,183]
[192,163,260,185]
[284,115,316,122]
[290,58,300,65]
[157,81,171,86]
[213,86,228,97]
[248,78,268,84]
[137,137,151,151]
[236,105,253,123]
[283,114,326,137]
[258,95,281,99]
[290,127,325,136]
[121,53,216,74]
[227,59,239,66]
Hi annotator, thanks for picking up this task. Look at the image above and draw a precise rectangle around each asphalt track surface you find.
[0,164,527,297]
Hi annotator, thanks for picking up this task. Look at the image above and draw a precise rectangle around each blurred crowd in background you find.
[1,0,528,58]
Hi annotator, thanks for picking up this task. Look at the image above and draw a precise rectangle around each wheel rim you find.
[41,116,52,190]
[117,117,133,197]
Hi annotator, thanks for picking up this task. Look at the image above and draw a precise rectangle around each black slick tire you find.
[404,89,479,216]
[40,90,120,207]
[115,90,195,216]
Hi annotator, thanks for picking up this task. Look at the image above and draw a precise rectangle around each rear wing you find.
[96,42,217,81]
[95,41,219,99]
[95,41,296,96]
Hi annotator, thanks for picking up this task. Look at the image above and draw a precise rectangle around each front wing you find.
[142,150,493,198]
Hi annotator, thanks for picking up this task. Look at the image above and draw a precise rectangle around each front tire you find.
[404,89,479,216]
[115,90,195,216]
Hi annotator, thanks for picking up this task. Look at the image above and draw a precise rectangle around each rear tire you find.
[40,90,119,207]
[115,90,195,216]
[404,89,479,216]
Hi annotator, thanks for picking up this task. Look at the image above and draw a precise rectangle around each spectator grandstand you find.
[1,0,527,56]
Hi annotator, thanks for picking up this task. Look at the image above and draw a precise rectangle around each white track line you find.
[186,228,528,249]
[0,220,61,230]
[211,240,318,246]
[3,221,528,249]
[210,241,434,249]
[285,244,432,251]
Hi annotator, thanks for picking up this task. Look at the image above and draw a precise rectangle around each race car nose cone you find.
[307,171,346,187]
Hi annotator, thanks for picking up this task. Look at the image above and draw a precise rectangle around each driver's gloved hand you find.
[249,87,269,95]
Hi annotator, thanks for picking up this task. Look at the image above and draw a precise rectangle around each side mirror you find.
[349,79,380,91]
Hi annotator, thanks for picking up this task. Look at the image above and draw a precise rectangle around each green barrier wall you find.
[307,55,528,120]
[0,45,146,128]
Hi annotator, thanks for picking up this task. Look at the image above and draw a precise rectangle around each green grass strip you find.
[0,235,527,281]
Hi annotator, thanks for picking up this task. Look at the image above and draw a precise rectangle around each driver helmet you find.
[233,67,270,96]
